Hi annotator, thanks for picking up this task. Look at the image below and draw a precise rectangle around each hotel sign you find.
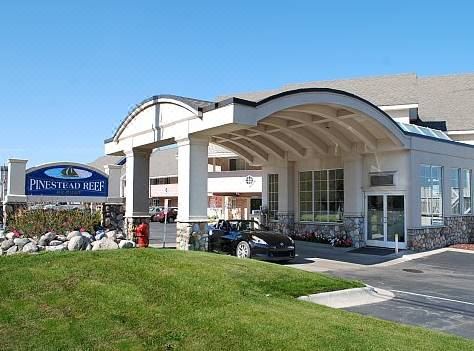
[25,164,108,197]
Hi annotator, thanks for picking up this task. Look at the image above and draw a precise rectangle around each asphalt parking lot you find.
[323,251,474,339]
[149,222,176,248]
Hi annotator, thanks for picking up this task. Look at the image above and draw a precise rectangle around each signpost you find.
[163,198,169,248]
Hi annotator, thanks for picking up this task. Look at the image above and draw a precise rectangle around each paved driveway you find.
[291,244,474,339]
[149,222,176,248]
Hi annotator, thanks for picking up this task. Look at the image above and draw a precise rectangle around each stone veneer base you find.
[176,222,207,251]
[102,204,125,232]
[407,215,474,251]
[267,213,365,248]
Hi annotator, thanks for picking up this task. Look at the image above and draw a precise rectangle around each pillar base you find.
[343,216,365,248]
[102,204,125,232]
[125,216,150,240]
[176,221,208,251]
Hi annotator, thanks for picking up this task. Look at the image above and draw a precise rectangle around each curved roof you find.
[107,94,213,142]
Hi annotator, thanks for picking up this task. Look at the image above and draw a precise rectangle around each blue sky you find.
[1,1,473,166]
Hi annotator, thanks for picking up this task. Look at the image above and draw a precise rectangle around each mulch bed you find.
[450,244,474,251]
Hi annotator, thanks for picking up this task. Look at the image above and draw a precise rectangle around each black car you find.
[208,219,295,262]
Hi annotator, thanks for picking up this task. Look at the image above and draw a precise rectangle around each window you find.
[268,174,279,220]
[229,158,247,171]
[420,165,443,226]
[449,168,461,215]
[150,177,178,185]
[463,169,472,214]
[299,169,344,222]
[299,171,313,221]
[370,173,395,187]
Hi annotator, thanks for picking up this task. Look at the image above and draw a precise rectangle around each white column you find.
[175,136,209,250]
[177,137,209,222]
[5,159,27,203]
[124,149,151,218]
[343,156,364,216]
[279,161,295,214]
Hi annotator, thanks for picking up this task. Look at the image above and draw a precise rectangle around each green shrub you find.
[7,209,101,237]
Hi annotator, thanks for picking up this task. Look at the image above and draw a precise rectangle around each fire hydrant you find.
[135,222,149,248]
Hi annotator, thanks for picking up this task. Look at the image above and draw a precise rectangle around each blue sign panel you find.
[25,165,108,197]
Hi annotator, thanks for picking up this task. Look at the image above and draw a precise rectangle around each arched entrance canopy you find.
[104,88,412,163]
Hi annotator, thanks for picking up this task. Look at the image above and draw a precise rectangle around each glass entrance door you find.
[366,194,406,248]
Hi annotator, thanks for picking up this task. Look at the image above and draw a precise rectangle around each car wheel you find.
[236,241,251,259]
[168,217,174,223]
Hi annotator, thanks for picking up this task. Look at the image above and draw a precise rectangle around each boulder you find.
[38,237,48,246]
[49,240,63,246]
[105,230,117,240]
[1,239,15,251]
[13,238,30,250]
[46,244,66,252]
[6,245,19,255]
[81,232,94,241]
[95,232,106,241]
[39,232,57,245]
[116,232,125,240]
[91,238,119,251]
[118,240,135,249]
[67,236,88,251]
[56,235,67,242]
[67,231,81,240]
[22,242,39,253]
[85,243,92,251]
[5,232,16,240]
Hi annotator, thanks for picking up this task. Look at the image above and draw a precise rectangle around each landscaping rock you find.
[46,244,66,252]
[1,239,15,251]
[67,236,88,251]
[5,232,16,240]
[92,238,118,251]
[6,245,19,255]
[85,243,92,251]
[81,232,94,241]
[39,232,56,245]
[56,235,67,242]
[67,231,81,240]
[49,240,63,246]
[118,240,135,249]
[95,232,106,240]
[13,238,30,250]
[116,232,125,240]
[105,230,117,240]
[22,242,39,253]
[43,232,56,241]
[38,237,49,246]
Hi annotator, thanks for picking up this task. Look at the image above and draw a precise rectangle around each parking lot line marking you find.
[391,290,474,306]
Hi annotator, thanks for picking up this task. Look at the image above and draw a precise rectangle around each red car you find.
[151,208,178,223]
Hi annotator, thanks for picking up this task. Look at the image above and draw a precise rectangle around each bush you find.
[292,231,353,247]
[7,209,101,237]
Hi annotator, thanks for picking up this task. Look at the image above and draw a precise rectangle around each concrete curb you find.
[372,247,474,267]
[297,286,394,308]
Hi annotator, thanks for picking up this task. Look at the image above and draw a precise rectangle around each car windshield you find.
[228,220,261,231]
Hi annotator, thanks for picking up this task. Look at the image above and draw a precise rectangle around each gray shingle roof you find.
[217,73,474,131]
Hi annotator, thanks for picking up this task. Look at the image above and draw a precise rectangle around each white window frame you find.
[420,164,443,226]
[267,174,279,221]
[298,168,344,223]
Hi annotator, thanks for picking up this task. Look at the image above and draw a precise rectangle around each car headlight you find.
[251,235,268,245]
